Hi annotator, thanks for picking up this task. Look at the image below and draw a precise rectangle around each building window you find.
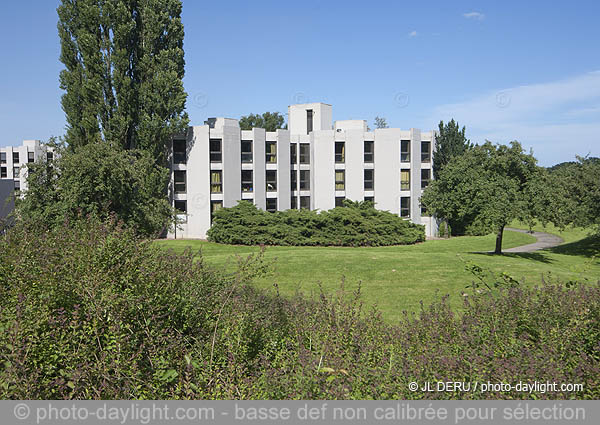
[400,196,410,218]
[421,141,431,163]
[241,170,253,192]
[175,200,187,213]
[364,196,374,203]
[291,170,297,191]
[0,152,5,164]
[290,144,297,164]
[266,198,277,212]
[173,139,186,164]
[335,142,345,163]
[266,141,277,163]
[300,196,310,209]
[335,196,345,207]
[299,170,310,190]
[12,152,19,164]
[401,140,410,162]
[0,167,6,178]
[364,169,374,190]
[210,200,223,223]
[291,196,297,209]
[14,180,20,192]
[175,200,187,223]
[46,152,53,162]
[335,170,345,191]
[401,169,410,191]
[28,152,35,163]
[266,170,277,191]
[307,109,313,134]
[364,141,374,163]
[210,139,222,162]
[211,170,222,193]
[13,167,20,177]
[174,170,186,193]
[241,140,253,163]
[421,169,431,189]
[299,143,310,164]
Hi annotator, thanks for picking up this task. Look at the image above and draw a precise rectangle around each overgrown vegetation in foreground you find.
[207,200,425,246]
[1,220,599,399]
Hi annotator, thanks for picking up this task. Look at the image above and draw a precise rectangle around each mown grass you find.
[157,227,600,323]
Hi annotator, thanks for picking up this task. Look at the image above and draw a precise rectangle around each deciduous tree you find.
[548,157,600,232]
[374,116,388,129]
[17,142,173,237]
[422,141,542,254]
[57,0,188,164]
[239,112,286,131]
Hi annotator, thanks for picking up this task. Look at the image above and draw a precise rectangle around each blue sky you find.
[1,1,599,166]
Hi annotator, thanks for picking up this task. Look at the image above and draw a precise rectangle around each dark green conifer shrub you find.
[207,200,425,246]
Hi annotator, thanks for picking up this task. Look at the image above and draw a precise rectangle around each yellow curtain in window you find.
[340,144,345,162]
[211,171,222,193]
[401,169,410,190]
[267,142,277,162]
[335,170,345,190]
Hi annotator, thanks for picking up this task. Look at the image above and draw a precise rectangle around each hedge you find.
[1,218,599,399]
[206,200,425,246]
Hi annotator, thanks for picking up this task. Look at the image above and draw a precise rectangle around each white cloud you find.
[563,106,600,118]
[427,71,600,165]
[463,12,485,20]
[408,30,417,38]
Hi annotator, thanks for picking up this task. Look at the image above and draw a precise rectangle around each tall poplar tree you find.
[57,0,188,165]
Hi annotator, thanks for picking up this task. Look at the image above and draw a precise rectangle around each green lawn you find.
[509,220,594,244]
[157,227,600,323]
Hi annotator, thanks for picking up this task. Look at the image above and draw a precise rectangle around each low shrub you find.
[1,219,598,399]
[207,200,425,246]
[0,218,267,399]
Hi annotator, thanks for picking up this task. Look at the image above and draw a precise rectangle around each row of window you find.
[290,196,311,210]
[0,151,53,165]
[402,169,431,190]
[172,168,431,194]
[173,169,278,194]
[171,139,431,165]
[237,195,413,218]
[0,167,20,178]
[175,197,305,223]
[175,195,420,222]
[175,199,225,223]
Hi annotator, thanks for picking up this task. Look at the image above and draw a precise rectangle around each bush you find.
[0,218,268,399]
[1,219,599,399]
[207,200,425,246]
[16,142,174,237]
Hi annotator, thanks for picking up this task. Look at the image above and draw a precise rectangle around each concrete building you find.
[168,103,438,239]
[0,140,55,195]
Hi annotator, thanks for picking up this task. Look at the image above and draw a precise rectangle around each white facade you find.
[0,140,55,194]
[168,103,438,239]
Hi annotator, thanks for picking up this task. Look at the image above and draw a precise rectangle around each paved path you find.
[503,227,563,253]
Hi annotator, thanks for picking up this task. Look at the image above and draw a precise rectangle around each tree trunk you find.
[494,225,505,254]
